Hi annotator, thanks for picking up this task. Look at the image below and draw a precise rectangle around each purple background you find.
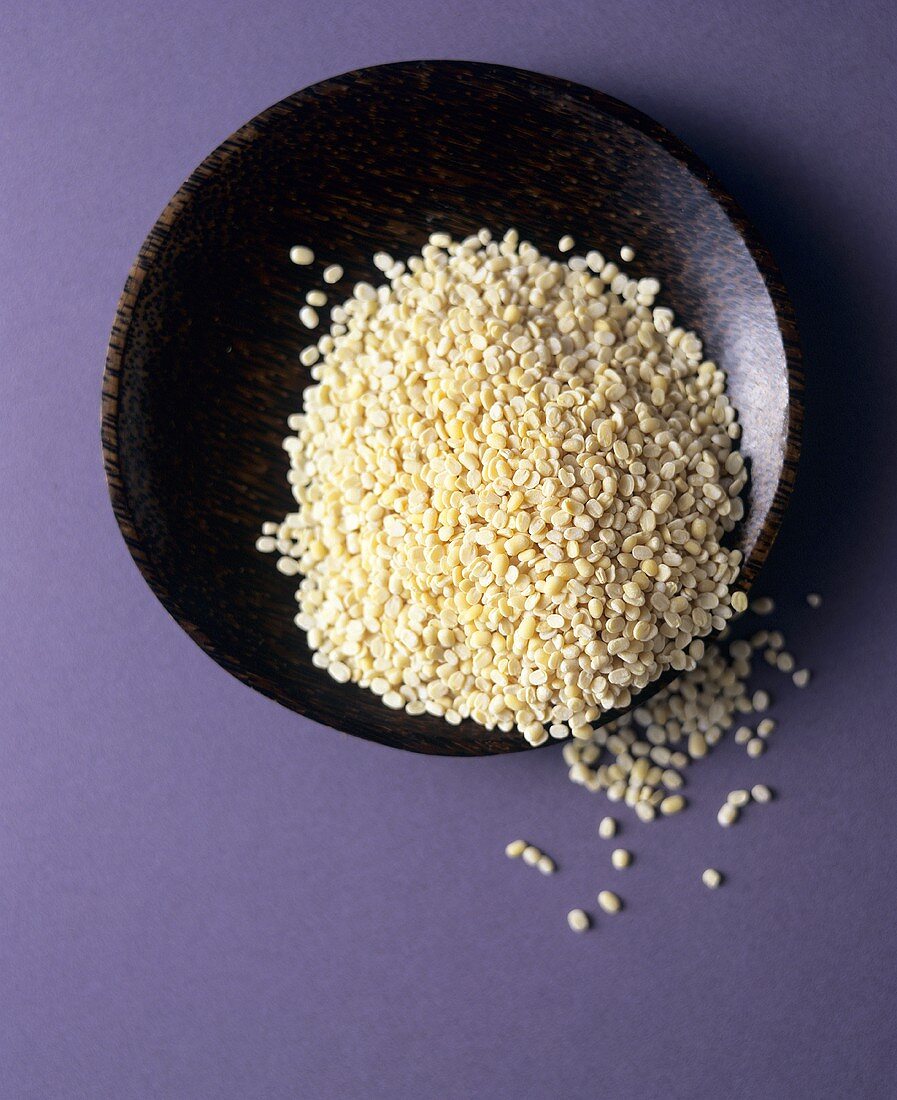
[3,1,897,1096]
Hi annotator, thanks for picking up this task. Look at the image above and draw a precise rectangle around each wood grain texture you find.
[101,61,803,756]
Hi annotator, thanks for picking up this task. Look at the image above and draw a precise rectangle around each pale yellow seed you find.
[702,868,722,889]
[567,908,590,932]
[611,848,631,869]
[289,245,314,265]
[597,890,622,914]
[505,839,527,858]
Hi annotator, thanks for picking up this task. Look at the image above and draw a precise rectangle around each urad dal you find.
[261,229,747,746]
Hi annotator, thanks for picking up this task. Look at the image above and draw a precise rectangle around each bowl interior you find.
[104,61,800,755]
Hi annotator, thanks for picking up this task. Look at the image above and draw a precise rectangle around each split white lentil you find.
[537,854,557,875]
[727,789,750,807]
[747,737,765,758]
[611,848,631,869]
[598,816,617,839]
[751,784,773,802]
[567,908,590,932]
[289,245,314,265]
[598,889,622,913]
[505,839,527,858]
[522,845,541,866]
[702,868,722,889]
[718,803,739,826]
[806,593,822,608]
[264,228,746,744]
[620,245,635,262]
[793,669,811,688]
[322,264,343,284]
[299,306,319,329]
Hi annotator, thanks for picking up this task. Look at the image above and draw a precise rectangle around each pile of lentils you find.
[259,229,748,746]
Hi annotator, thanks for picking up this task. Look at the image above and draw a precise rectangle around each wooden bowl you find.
[102,61,802,756]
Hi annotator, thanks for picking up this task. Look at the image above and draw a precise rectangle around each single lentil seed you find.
[747,737,765,758]
[702,868,723,889]
[727,789,750,808]
[718,803,739,826]
[598,816,617,839]
[505,839,527,858]
[776,652,795,673]
[751,784,773,802]
[597,890,622,913]
[289,245,314,265]
[611,848,632,869]
[567,908,590,932]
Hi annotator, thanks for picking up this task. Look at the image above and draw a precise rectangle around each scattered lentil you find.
[299,305,319,329]
[505,839,527,858]
[567,908,590,932]
[289,245,314,265]
[597,890,622,913]
[718,803,739,826]
[660,794,686,815]
[751,784,773,802]
[598,816,617,840]
[702,868,723,889]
